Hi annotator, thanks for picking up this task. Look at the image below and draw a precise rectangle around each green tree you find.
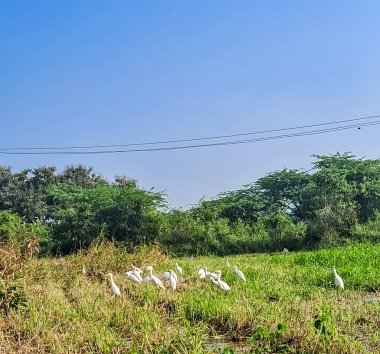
[0,167,57,222]
[58,165,107,188]
[255,169,311,219]
[48,183,166,253]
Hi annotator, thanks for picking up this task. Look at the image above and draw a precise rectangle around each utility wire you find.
[0,120,378,155]
[1,113,380,151]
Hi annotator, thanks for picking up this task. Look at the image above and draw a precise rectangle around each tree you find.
[48,183,166,253]
[255,169,311,219]
[0,165,108,223]
[0,167,57,222]
[58,165,106,188]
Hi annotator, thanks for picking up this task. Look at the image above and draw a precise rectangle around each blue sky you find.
[1,1,380,208]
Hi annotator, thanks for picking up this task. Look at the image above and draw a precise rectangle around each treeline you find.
[1,153,380,256]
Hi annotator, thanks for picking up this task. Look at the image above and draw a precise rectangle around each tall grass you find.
[1,241,380,353]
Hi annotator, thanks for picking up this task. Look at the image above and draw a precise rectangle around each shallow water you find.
[202,335,249,353]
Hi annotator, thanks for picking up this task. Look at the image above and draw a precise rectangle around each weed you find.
[1,242,380,353]
[0,282,27,315]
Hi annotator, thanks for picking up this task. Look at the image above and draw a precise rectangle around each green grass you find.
[1,242,380,353]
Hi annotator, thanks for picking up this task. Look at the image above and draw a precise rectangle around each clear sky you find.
[1,1,380,208]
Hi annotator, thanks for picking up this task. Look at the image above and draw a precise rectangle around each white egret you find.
[141,266,153,283]
[212,270,231,292]
[134,266,143,271]
[132,265,143,274]
[198,267,206,279]
[234,266,246,282]
[175,263,183,275]
[106,273,121,296]
[283,248,289,253]
[147,266,165,289]
[131,266,143,282]
[169,270,177,291]
[161,271,171,280]
[204,267,218,280]
[161,270,178,281]
[333,266,344,290]
[124,271,142,283]
[198,267,218,280]
[210,277,219,285]
[141,275,152,283]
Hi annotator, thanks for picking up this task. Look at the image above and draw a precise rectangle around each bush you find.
[0,210,47,258]
[304,200,358,247]
[163,211,307,256]
[162,211,220,256]
[0,281,27,315]
[0,210,24,243]
[252,213,306,251]
[352,212,380,243]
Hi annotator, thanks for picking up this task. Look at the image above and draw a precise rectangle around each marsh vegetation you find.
[1,242,380,353]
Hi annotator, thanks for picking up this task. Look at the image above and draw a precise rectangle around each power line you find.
[1,113,380,151]
[0,120,378,155]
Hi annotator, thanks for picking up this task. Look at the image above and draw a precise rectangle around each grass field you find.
[1,242,380,353]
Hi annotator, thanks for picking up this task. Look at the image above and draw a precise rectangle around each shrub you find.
[0,281,27,315]
[0,210,47,258]
[352,211,380,243]
[253,213,306,251]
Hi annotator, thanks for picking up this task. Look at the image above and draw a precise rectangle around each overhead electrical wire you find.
[0,119,378,155]
[0,113,380,152]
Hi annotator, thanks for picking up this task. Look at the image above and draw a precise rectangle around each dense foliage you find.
[1,153,380,255]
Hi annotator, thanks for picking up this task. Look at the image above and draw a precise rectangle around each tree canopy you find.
[1,153,380,255]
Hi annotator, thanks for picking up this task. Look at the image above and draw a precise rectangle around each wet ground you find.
[203,335,250,353]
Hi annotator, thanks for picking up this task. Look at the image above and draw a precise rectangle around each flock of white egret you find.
[94,260,249,296]
[85,258,345,297]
